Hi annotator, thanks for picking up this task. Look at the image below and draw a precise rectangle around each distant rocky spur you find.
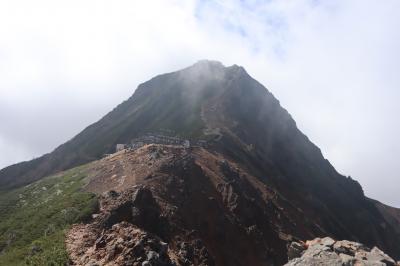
[285,237,399,266]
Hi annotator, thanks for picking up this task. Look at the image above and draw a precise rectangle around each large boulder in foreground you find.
[285,237,399,266]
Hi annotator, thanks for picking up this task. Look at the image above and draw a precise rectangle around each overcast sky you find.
[0,0,399,207]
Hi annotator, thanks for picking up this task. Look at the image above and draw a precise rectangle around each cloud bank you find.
[0,0,399,206]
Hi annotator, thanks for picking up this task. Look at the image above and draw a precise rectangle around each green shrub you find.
[0,165,98,265]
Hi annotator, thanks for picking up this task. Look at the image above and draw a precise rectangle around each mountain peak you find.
[1,62,400,264]
[178,60,247,84]
[192,59,224,67]
[186,59,245,73]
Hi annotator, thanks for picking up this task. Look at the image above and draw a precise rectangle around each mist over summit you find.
[0,61,399,265]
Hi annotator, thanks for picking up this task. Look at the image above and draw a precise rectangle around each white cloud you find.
[0,0,399,206]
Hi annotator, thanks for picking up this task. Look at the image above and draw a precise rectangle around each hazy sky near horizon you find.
[0,0,399,206]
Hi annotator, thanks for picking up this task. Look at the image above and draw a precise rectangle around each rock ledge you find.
[285,237,399,266]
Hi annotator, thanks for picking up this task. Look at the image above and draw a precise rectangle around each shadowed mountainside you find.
[1,60,399,261]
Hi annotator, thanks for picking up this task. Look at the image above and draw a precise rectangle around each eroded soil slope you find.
[67,144,320,265]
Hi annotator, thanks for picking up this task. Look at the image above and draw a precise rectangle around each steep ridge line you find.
[67,144,315,265]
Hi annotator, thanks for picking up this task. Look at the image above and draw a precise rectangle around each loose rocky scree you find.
[285,237,400,266]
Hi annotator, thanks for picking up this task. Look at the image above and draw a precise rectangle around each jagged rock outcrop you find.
[67,222,174,266]
[67,186,215,266]
[66,145,290,265]
[64,143,400,265]
[285,237,399,266]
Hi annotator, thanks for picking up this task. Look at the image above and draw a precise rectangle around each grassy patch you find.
[0,165,98,265]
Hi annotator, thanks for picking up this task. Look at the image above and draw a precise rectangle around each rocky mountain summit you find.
[1,60,400,265]
[285,237,399,266]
